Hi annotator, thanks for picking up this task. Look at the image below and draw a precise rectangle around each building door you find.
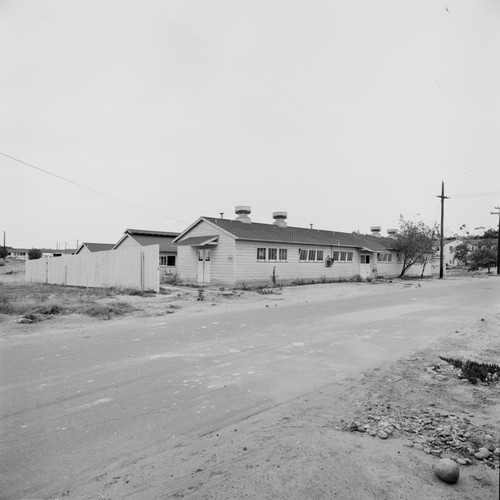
[360,254,371,279]
[197,249,211,284]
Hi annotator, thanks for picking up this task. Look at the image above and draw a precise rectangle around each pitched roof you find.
[175,235,219,246]
[76,242,115,254]
[113,228,181,252]
[128,234,178,252]
[176,217,396,251]
[124,228,180,238]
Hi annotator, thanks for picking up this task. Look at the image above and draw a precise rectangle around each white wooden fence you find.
[26,245,160,292]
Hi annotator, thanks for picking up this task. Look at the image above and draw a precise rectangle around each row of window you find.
[331,250,354,262]
[256,248,356,263]
[377,253,393,262]
[299,249,324,262]
[257,248,288,261]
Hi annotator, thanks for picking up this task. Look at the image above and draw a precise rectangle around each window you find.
[387,254,392,262]
[308,250,316,261]
[361,255,370,264]
[167,255,176,266]
[340,251,347,262]
[160,256,167,266]
[279,249,287,261]
[268,248,277,261]
[299,249,308,261]
[347,252,353,262]
[317,250,324,261]
[332,251,339,261]
[257,248,266,261]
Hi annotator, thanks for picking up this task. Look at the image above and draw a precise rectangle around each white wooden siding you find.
[175,221,236,284]
[234,242,361,284]
[25,245,160,291]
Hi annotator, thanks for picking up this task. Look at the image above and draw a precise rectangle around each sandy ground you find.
[1,259,499,499]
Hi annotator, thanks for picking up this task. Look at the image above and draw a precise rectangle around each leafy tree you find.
[394,216,437,277]
[28,248,43,260]
[452,242,470,265]
[482,228,498,240]
[468,248,497,273]
[0,246,8,259]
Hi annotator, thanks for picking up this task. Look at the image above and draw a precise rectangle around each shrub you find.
[28,248,43,260]
[162,272,182,285]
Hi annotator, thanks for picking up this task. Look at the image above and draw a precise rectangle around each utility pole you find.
[3,231,5,261]
[491,206,500,275]
[437,181,449,279]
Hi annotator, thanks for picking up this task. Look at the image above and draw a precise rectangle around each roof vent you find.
[235,205,252,223]
[273,211,287,228]
[387,228,397,238]
[370,226,382,237]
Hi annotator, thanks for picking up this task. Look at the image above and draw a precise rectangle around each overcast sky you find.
[1,0,499,249]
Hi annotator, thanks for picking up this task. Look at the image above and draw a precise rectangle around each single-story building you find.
[75,242,115,255]
[113,228,180,278]
[8,248,76,259]
[172,207,424,286]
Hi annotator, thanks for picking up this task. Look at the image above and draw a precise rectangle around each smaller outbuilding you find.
[113,228,180,278]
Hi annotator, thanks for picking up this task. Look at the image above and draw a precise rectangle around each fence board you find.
[26,245,159,292]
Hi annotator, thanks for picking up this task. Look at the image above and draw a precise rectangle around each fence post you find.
[141,251,145,290]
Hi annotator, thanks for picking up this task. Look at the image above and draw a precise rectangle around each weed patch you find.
[80,302,135,320]
[439,356,500,384]
[122,288,156,297]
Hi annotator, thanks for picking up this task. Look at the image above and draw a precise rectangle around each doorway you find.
[197,249,211,284]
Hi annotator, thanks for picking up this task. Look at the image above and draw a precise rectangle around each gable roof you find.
[124,228,180,238]
[76,242,115,254]
[114,228,180,252]
[174,217,396,251]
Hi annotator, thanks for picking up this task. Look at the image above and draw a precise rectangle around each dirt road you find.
[1,275,499,499]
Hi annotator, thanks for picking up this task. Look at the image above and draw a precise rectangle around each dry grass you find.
[0,282,137,321]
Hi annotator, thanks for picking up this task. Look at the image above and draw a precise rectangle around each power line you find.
[0,151,188,225]
[448,191,500,199]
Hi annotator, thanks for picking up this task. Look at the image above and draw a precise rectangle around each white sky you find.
[1,0,499,249]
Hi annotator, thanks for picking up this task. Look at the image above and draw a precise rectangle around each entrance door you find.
[197,249,211,284]
[360,254,371,279]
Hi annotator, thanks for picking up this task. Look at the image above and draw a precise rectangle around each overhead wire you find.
[0,151,189,225]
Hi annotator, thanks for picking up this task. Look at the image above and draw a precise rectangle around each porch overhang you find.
[175,235,219,247]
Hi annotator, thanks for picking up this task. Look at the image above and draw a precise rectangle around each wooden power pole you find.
[491,206,500,275]
[437,181,449,279]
